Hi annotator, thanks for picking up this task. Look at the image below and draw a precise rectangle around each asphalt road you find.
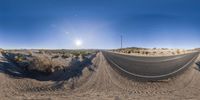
[102,51,199,80]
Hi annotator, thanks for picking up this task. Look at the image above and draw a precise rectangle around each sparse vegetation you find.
[61,54,70,59]
[2,49,97,74]
[0,49,3,54]
[112,47,191,56]
[176,49,181,54]
[51,55,59,59]
[14,55,23,62]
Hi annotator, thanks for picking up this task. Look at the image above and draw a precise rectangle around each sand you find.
[0,52,200,100]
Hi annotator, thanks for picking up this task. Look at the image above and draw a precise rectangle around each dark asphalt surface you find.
[103,51,199,80]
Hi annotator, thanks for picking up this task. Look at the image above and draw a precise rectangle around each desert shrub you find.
[27,50,33,56]
[138,50,141,54]
[52,55,59,59]
[82,55,87,59]
[62,54,69,59]
[38,50,44,54]
[176,49,181,54]
[79,51,87,55]
[71,52,80,57]
[142,51,145,54]
[81,53,89,58]
[145,51,149,55]
[14,55,23,62]
[13,54,27,62]
[0,49,4,54]
[135,50,139,53]
[26,53,72,73]
[28,55,53,73]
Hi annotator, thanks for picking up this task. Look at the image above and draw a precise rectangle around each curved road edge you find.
[102,51,199,81]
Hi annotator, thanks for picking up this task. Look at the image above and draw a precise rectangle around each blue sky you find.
[0,0,200,49]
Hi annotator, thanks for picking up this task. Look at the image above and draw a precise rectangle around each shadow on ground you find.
[195,61,200,71]
[0,54,96,82]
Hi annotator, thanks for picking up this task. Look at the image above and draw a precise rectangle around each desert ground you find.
[111,47,196,56]
[0,49,200,100]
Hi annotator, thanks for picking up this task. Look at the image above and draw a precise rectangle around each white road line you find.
[105,53,198,79]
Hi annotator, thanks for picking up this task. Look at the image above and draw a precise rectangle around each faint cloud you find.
[50,24,57,28]
[65,31,70,35]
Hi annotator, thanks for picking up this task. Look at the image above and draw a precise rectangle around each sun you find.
[75,39,82,46]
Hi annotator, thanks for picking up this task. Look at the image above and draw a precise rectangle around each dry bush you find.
[28,54,70,73]
[28,54,52,72]
[145,51,149,55]
[62,54,70,59]
[27,50,33,56]
[14,55,23,62]
[0,49,4,54]
[5,53,27,63]
[51,55,59,59]
[176,49,181,54]
[142,51,145,54]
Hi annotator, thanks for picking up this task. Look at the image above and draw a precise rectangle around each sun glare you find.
[75,39,82,46]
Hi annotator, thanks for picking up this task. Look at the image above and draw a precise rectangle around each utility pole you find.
[121,35,123,48]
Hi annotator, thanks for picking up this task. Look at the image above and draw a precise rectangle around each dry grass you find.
[27,54,72,73]
[112,48,192,56]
